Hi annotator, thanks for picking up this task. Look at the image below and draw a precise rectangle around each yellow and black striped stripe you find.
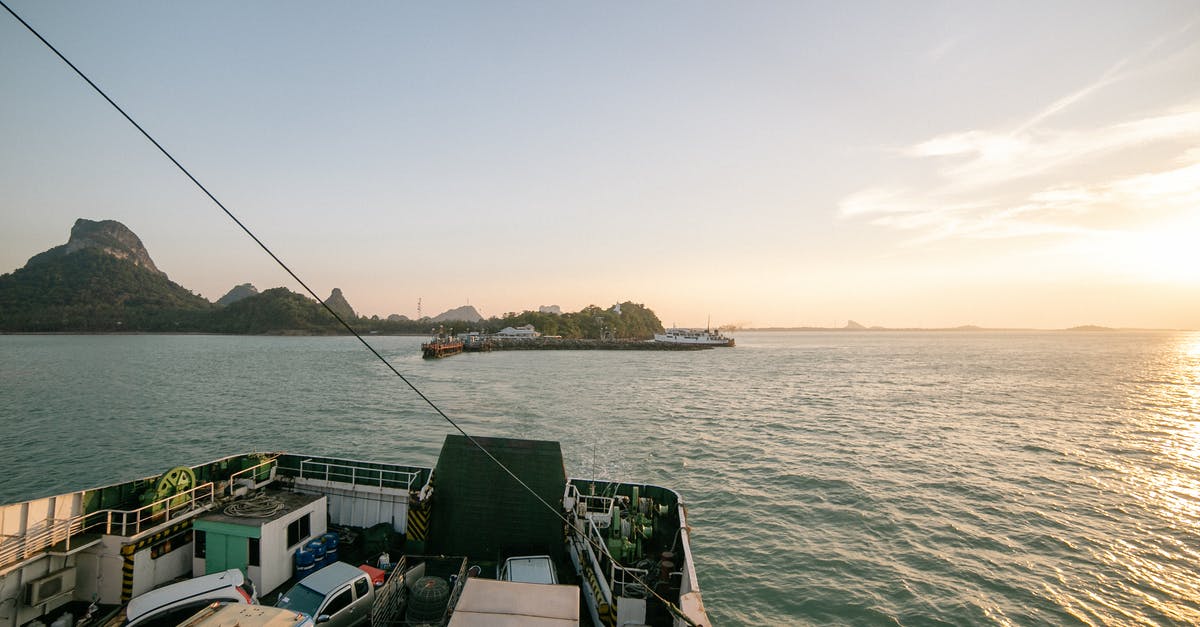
[120,520,194,555]
[119,520,194,602]
[406,500,430,541]
[582,561,615,626]
[406,474,433,541]
[120,554,135,603]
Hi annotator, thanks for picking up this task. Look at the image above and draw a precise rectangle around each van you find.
[276,562,374,627]
[125,569,257,627]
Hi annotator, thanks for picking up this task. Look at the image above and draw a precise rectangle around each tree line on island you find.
[0,219,666,339]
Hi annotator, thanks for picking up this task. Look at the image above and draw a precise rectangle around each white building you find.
[494,324,541,339]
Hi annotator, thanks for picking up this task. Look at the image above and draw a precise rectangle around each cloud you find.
[839,103,1200,244]
[840,18,1200,252]
[840,145,1200,248]
[1013,57,1128,135]
[910,109,1200,189]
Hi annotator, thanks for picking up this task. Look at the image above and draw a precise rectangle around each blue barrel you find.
[294,548,316,579]
[321,532,339,565]
[306,539,326,568]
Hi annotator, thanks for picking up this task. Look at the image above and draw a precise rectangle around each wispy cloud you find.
[841,21,1200,251]
[1013,58,1128,135]
[914,109,1200,191]
[841,144,1200,246]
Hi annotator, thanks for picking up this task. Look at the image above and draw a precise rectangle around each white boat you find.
[653,328,735,347]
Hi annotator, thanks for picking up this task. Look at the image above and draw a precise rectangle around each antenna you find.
[417,297,422,319]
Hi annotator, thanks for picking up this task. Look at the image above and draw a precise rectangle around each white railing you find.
[99,481,216,537]
[297,459,421,491]
[225,457,279,496]
[581,509,659,600]
[0,517,76,569]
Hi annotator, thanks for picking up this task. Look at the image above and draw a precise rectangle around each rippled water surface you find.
[3,331,1200,625]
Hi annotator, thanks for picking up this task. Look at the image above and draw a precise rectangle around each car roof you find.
[181,603,315,627]
[294,562,365,594]
[502,556,556,584]
[127,569,246,621]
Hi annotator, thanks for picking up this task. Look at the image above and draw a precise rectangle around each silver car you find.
[276,562,374,627]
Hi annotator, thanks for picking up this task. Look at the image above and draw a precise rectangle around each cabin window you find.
[287,514,311,548]
[194,530,206,558]
[354,577,368,598]
[248,537,260,566]
[324,588,352,616]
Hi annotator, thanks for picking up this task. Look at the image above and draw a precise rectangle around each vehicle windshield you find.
[276,584,325,616]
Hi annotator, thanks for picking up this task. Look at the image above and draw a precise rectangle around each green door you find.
[205,533,250,575]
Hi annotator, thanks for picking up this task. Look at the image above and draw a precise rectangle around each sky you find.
[2,1,1198,329]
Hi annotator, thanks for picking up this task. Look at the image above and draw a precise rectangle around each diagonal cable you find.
[0,4,703,624]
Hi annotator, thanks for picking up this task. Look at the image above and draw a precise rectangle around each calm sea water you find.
[3,331,1199,625]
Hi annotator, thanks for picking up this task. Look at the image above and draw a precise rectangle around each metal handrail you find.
[297,459,420,491]
[580,512,654,599]
[0,482,215,570]
[98,482,216,537]
[0,518,71,568]
[225,457,278,496]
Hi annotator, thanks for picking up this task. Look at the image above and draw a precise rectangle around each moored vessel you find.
[653,328,735,347]
[421,332,465,358]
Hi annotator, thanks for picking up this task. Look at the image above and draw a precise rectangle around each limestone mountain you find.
[432,305,484,323]
[217,283,259,306]
[0,219,211,331]
[323,288,356,320]
[27,218,164,275]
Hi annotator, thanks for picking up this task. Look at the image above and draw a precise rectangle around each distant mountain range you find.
[0,219,645,336]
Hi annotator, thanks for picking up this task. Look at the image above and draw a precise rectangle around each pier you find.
[481,338,711,351]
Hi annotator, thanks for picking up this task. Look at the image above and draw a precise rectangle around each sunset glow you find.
[1,3,1197,329]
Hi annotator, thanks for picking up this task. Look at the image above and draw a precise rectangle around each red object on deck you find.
[358,564,386,587]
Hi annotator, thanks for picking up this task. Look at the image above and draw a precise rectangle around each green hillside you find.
[205,287,342,334]
[0,248,213,332]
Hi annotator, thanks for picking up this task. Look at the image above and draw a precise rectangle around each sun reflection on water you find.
[1101,333,1200,622]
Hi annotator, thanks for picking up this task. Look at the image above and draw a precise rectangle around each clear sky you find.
[2,1,1198,329]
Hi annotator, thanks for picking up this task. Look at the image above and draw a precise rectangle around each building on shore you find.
[494,324,541,339]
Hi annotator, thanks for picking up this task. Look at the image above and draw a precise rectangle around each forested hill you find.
[1,220,666,338]
[0,247,213,332]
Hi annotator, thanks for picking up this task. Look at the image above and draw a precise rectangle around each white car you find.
[125,569,257,627]
[499,555,558,584]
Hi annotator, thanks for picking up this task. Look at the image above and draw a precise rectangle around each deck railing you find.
[296,459,422,491]
[224,457,279,496]
[0,517,75,570]
[97,482,216,537]
[0,482,216,571]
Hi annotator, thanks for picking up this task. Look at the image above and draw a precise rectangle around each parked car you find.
[499,555,558,584]
[179,602,315,627]
[276,562,375,627]
[125,568,256,627]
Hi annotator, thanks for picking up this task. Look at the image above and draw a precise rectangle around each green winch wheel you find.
[153,466,197,511]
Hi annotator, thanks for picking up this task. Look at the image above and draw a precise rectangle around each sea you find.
[3,330,1199,626]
